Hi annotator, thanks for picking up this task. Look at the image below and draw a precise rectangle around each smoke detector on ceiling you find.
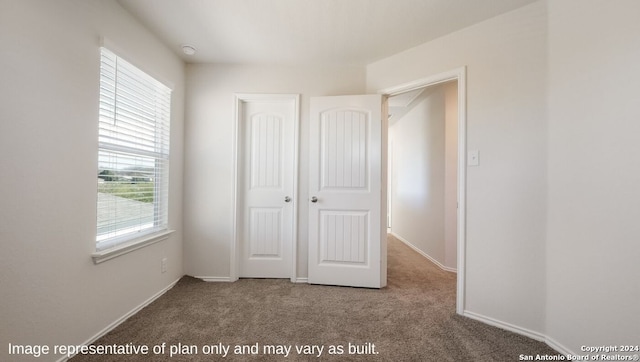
[181,44,197,56]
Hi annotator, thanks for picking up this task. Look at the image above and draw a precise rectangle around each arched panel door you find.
[309,95,386,288]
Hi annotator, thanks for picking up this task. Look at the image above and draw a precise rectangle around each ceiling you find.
[117,0,537,66]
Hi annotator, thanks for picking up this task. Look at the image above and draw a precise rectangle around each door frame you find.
[230,93,301,282]
[378,67,467,315]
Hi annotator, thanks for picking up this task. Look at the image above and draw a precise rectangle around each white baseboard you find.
[198,276,307,283]
[544,335,576,356]
[391,232,457,273]
[195,276,234,282]
[463,310,576,357]
[463,310,546,342]
[196,276,306,283]
[57,277,181,362]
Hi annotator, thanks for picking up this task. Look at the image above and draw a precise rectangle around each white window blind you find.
[96,47,171,251]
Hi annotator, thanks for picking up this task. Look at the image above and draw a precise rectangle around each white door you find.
[238,95,297,278]
[308,95,387,288]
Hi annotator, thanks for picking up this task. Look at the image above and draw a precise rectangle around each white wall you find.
[546,0,640,354]
[368,2,548,333]
[183,64,365,279]
[0,1,185,360]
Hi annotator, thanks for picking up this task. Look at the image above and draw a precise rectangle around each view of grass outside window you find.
[96,151,157,241]
[96,47,171,250]
[98,160,155,204]
[97,179,154,204]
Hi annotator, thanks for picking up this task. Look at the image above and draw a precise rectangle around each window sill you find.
[92,229,175,264]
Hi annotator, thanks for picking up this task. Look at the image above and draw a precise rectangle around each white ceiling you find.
[117,0,537,66]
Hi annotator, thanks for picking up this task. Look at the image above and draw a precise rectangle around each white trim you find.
[378,68,463,97]
[232,93,300,282]
[456,68,467,316]
[195,276,234,282]
[230,95,241,282]
[391,232,457,273]
[291,94,301,281]
[294,277,309,284]
[378,66,467,315]
[56,278,181,362]
[463,310,546,342]
[464,311,574,357]
[291,94,301,283]
[92,230,175,264]
[544,336,576,356]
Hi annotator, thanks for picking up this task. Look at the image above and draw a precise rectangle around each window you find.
[96,48,171,252]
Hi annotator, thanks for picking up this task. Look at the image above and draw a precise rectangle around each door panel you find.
[249,207,282,257]
[320,109,368,189]
[309,95,386,288]
[319,211,367,264]
[239,97,296,278]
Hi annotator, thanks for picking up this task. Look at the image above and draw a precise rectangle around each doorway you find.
[379,67,466,314]
[387,81,458,272]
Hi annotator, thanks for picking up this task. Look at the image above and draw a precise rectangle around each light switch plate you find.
[468,150,479,166]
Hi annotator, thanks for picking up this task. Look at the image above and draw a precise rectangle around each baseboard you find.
[195,276,234,282]
[544,335,576,356]
[57,277,181,362]
[463,310,546,342]
[196,276,306,283]
[198,276,307,283]
[391,232,457,273]
[463,310,577,357]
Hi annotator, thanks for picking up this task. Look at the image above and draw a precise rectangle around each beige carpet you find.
[71,235,558,361]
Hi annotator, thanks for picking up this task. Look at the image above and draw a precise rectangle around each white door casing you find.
[308,95,387,288]
[378,66,466,314]
[234,94,299,279]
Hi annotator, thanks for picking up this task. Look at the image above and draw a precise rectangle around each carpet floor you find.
[71,235,558,361]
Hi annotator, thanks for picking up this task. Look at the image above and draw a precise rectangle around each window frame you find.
[92,47,173,263]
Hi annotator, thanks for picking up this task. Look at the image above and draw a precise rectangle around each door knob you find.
[284,196,291,203]
[310,196,318,203]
